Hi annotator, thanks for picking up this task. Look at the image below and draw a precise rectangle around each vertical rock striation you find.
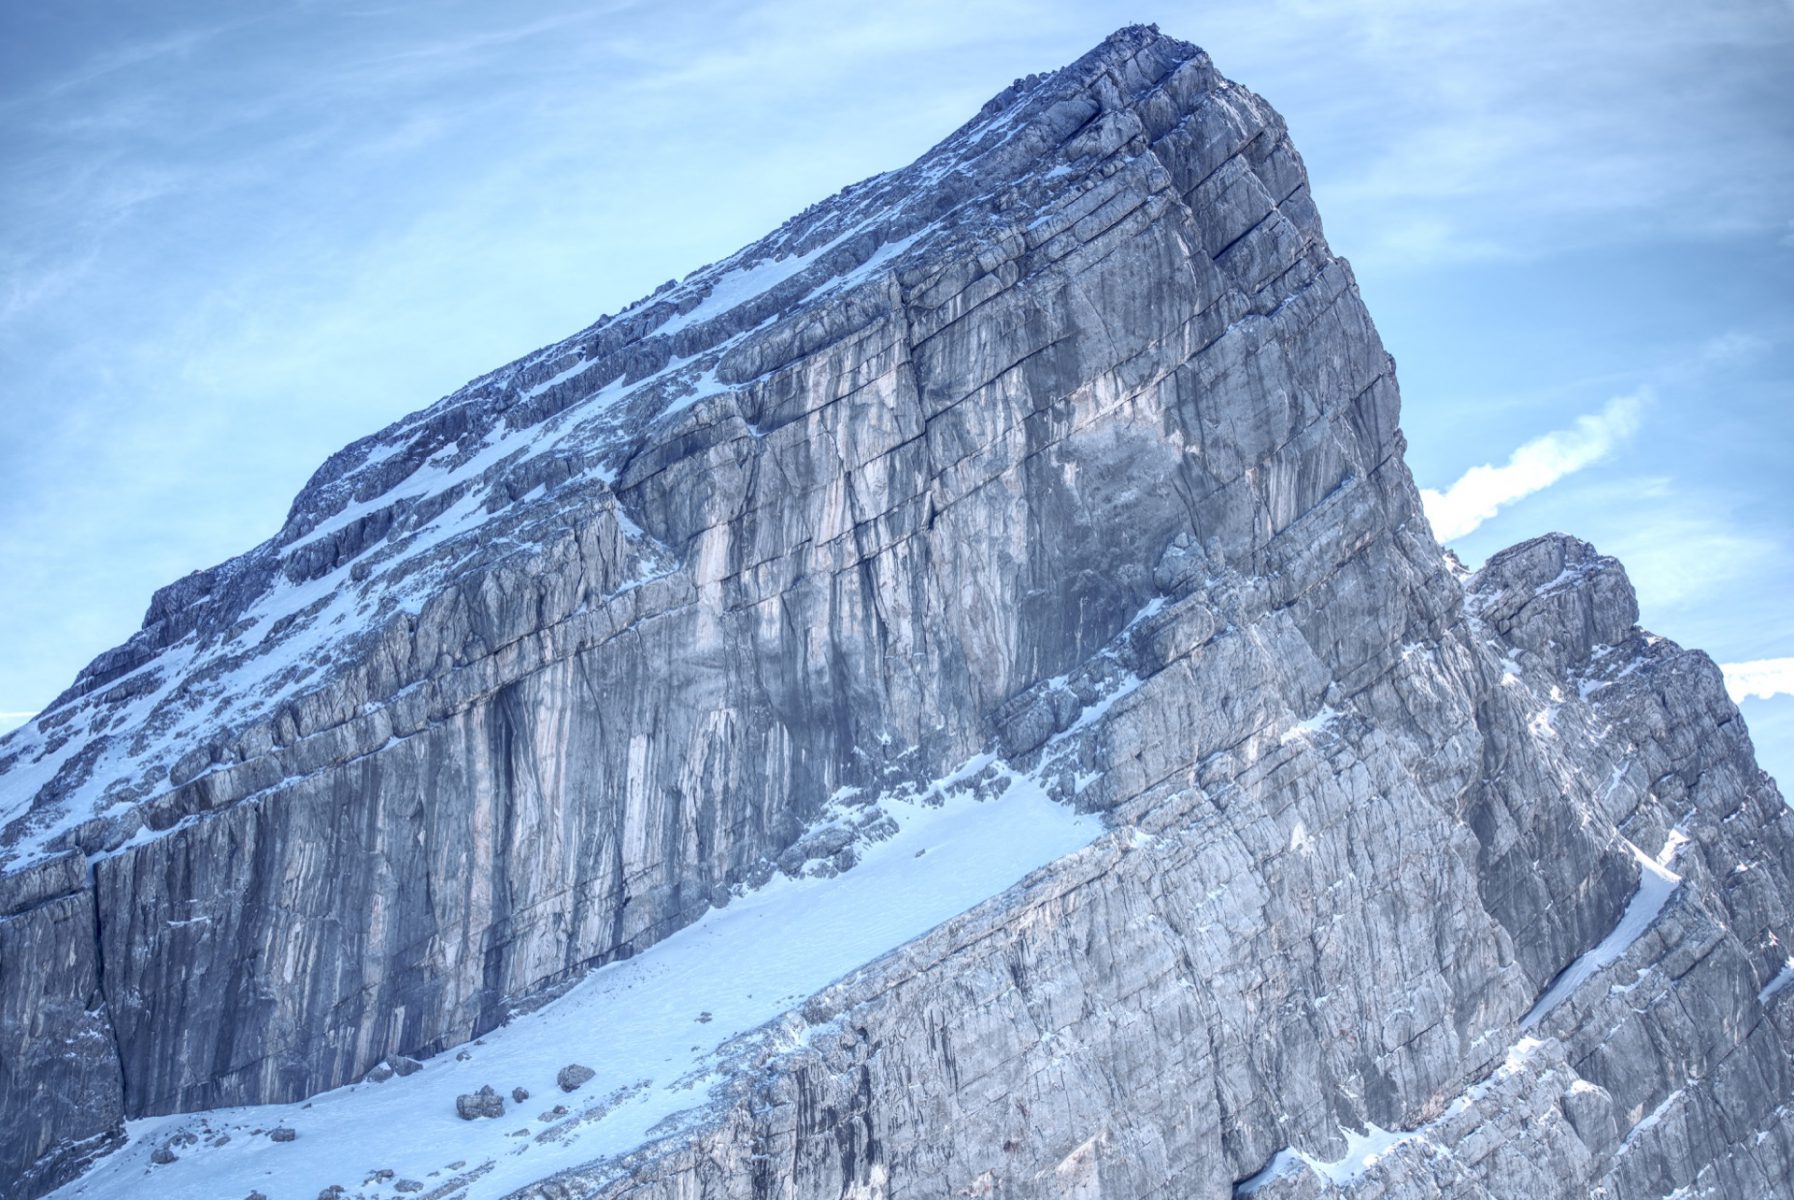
[1,24,1790,1199]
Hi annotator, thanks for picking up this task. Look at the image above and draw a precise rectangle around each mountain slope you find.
[4,24,1792,1200]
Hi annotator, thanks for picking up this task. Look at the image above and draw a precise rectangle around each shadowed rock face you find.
[3,24,1792,1199]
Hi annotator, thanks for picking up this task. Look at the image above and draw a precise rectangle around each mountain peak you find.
[0,25,1319,856]
[7,26,1791,1200]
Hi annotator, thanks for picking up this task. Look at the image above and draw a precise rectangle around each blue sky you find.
[2,0,1790,784]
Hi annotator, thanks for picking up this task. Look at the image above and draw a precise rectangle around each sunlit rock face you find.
[4,24,1793,1200]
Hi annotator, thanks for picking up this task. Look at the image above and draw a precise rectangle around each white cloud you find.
[1722,659,1794,702]
[1602,513,1779,611]
[1420,391,1646,541]
[1356,215,1511,269]
[1700,330,1770,364]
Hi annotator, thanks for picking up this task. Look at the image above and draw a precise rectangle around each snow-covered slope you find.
[49,770,1098,1200]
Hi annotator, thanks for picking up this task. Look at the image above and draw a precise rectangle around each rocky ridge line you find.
[2,24,1791,1200]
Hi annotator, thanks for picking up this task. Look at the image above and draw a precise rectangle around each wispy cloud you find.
[1355,215,1511,268]
[1722,659,1794,703]
[2,21,239,111]
[1602,511,1781,614]
[1700,330,1771,364]
[1420,392,1646,541]
[1204,0,1794,268]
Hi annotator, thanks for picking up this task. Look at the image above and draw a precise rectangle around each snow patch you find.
[1759,957,1794,1005]
[49,763,1100,1200]
[1618,1087,1685,1154]
[1281,705,1341,744]
[1289,821,1316,855]
[1235,1123,1425,1194]
[1234,1039,1545,1195]
[655,247,830,337]
[1521,838,1683,1029]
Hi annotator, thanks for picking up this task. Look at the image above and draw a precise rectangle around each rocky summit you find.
[3,24,1792,1200]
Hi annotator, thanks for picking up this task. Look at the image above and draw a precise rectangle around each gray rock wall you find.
[2,24,1790,1199]
[0,854,123,1194]
[510,543,1794,1200]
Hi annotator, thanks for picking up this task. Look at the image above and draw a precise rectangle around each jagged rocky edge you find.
[4,21,1792,1200]
[152,534,1794,1199]
[0,25,1363,1191]
[460,521,1793,1195]
[0,26,1294,1188]
[447,533,1794,1200]
[0,23,1252,874]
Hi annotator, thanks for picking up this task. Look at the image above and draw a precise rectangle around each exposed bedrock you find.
[2,24,1790,1199]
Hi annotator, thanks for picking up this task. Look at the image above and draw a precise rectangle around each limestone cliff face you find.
[3,25,1792,1200]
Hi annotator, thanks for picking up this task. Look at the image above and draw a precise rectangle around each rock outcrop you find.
[2,23,1791,1200]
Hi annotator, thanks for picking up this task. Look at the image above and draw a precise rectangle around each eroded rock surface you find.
[3,23,1790,1200]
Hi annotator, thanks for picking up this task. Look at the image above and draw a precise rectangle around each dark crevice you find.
[85,864,130,1118]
